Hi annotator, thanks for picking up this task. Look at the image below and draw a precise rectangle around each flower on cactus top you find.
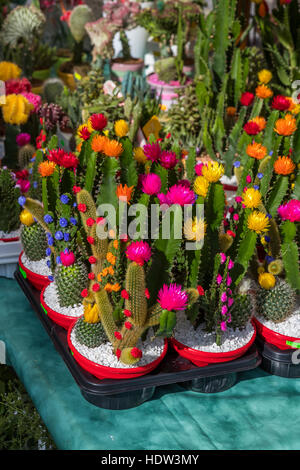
[184,217,207,242]
[197,285,205,296]
[242,188,262,209]
[258,69,272,84]
[271,95,291,111]
[143,142,161,162]
[157,184,196,207]
[159,150,178,169]
[103,139,123,158]
[193,176,209,197]
[114,119,129,138]
[131,347,142,359]
[133,147,147,164]
[77,124,91,141]
[274,114,297,136]
[88,113,107,132]
[220,253,226,264]
[116,184,134,203]
[2,94,33,125]
[250,116,266,131]
[91,135,109,153]
[256,84,273,100]
[246,142,267,160]
[220,321,227,332]
[121,289,129,300]
[240,92,255,106]
[48,149,79,169]
[202,161,224,183]
[274,156,295,175]
[243,121,261,135]
[140,173,162,195]
[21,92,42,113]
[125,241,152,266]
[247,211,270,234]
[16,133,31,147]
[258,272,276,290]
[60,249,75,267]
[228,259,234,270]
[38,161,56,177]
[216,274,222,285]
[277,199,300,223]
[157,283,188,312]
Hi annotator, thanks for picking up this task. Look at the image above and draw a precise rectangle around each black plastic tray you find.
[15,268,262,409]
[256,335,300,378]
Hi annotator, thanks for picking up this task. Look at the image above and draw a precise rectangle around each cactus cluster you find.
[0,168,21,234]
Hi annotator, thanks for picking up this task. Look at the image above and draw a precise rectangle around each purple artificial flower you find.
[16,133,31,147]
[143,142,162,162]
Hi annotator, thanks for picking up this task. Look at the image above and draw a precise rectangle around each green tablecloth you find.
[0,277,300,451]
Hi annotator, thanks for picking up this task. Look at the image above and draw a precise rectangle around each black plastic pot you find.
[256,336,300,378]
[15,269,262,409]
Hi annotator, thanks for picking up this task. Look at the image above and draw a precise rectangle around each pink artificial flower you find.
[60,249,76,266]
[271,95,291,111]
[228,298,234,307]
[220,321,227,331]
[143,142,162,162]
[226,275,232,287]
[240,92,254,106]
[246,175,252,184]
[16,133,31,147]
[21,92,42,113]
[159,150,178,169]
[140,173,161,195]
[221,305,228,315]
[235,196,243,203]
[221,292,227,303]
[195,163,204,176]
[220,253,226,264]
[157,184,196,207]
[216,274,222,285]
[16,179,30,193]
[278,199,300,223]
[157,283,188,311]
[233,213,239,221]
[126,241,152,265]
[5,78,31,95]
[228,259,234,270]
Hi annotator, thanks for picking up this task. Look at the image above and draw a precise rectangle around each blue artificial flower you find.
[253,185,259,190]
[33,181,38,188]
[60,194,69,204]
[47,235,54,246]
[233,161,241,168]
[48,275,54,282]
[54,231,64,241]
[63,232,70,242]
[28,168,33,174]
[59,217,68,228]
[46,260,51,268]
[269,151,273,156]
[265,255,274,264]
[44,214,53,224]
[267,213,272,219]
[46,248,51,256]
[70,217,77,225]
[264,235,270,243]
[56,256,61,264]
[257,173,264,179]
[18,196,26,206]
[73,203,77,208]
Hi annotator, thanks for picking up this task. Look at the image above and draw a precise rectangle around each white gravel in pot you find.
[43,281,84,318]
[0,229,20,239]
[70,326,165,369]
[256,301,300,338]
[21,252,51,277]
[174,311,255,353]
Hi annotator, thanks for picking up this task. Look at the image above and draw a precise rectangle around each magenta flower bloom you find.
[16,133,31,147]
[220,321,227,331]
[140,173,161,195]
[216,274,222,285]
[220,253,226,264]
[228,298,234,307]
[195,163,204,176]
[159,150,178,169]
[157,184,196,207]
[228,260,234,270]
[278,199,300,223]
[226,275,232,287]
[157,283,188,311]
[221,305,228,315]
[21,92,42,113]
[221,292,227,303]
[235,196,243,203]
[126,241,152,266]
[143,142,162,162]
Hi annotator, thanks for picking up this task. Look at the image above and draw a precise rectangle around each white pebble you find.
[43,281,84,318]
[256,300,300,338]
[174,311,255,353]
[70,326,165,369]
[21,251,52,277]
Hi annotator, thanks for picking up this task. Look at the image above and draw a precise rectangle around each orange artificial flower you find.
[91,135,109,153]
[103,139,123,158]
[113,240,119,250]
[104,283,114,293]
[250,116,267,131]
[108,266,115,276]
[106,252,116,265]
[226,106,236,117]
[38,161,56,177]
[274,114,297,136]
[246,142,267,160]
[274,156,296,175]
[76,142,82,153]
[116,184,134,204]
[256,84,273,99]
[111,283,121,292]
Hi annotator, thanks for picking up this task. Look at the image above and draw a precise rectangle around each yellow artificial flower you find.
[20,209,34,227]
[257,266,265,275]
[258,272,276,290]
[0,61,22,81]
[258,69,272,84]
[242,188,262,209]
[184,217,207,242]
[247,211,270,234]
[1,94,33,125]
[201,161,224,183]
[268,260,283,276]
[84,303,99,324]
[114,120,129,138]
[133,147,147,164]
[193,175,210,197]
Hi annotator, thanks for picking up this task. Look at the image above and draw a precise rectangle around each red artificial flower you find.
[78,126,91,141]
[145,288,150,299]
[73,186,82,194]
[243,121,261,135]
[123,309,132,317]
[89,256,97,264]
[116,349,121,360]
[36,129,46,149]
[88,273,95,280]
[114,331,122,340]
[87,236,95,244]
[197,285,205,296]
[5,78,31,95]
[227,230,236,238]
[96,217,106,225]
[89,113,107,131]
[48,149,79,169]
[81,288,88,298]
[15,169,29,180]
[121,289,129,299]
[131,347,142,359]
[124,321,132,330]
[271,95,291,111]
[86,218,95,227]
[240,92,254,106]
[77,204,87,212]
[92,283,100,292]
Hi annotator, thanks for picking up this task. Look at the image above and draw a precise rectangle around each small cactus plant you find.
[0,168,21,234]
[255,279,296,324]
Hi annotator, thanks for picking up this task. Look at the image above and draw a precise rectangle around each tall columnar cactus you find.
[0,168,21,234]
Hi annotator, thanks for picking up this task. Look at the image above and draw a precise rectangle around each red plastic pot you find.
[67,317,168,380]
[18,251,49,291]
[253,317,300,350]
[170,322,256,367]
[0,237,19,242]
[40,286,80,330]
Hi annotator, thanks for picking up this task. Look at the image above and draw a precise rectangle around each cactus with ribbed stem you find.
[0,168,21,234]
[20,223,48,261]
[18,144,35,170]
[55,262,88,307]
[256,279,296,323]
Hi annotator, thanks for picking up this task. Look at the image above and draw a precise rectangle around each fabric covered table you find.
[0,277,300,450]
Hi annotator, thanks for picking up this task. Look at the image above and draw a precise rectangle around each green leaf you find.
[266,175,289,217]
